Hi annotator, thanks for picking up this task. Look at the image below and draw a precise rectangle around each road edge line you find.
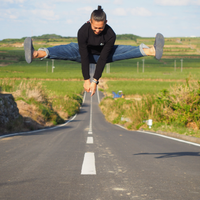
[114,124,200,147]
[0,92,87,139]
[137,130,200,147]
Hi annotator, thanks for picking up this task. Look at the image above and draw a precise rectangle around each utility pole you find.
[180,59,183,72]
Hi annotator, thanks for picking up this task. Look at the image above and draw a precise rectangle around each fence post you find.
[46,61,48,73]
[174,60,176,71]
[142,59,145,73]
[106,63,110,73]
[52,59,55,73]
[180,59,183,72]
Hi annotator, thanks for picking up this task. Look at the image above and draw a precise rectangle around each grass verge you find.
[99,80,200,138]
[0,79,83,133]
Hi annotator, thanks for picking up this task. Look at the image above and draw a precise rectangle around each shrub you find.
[100,80,200,132]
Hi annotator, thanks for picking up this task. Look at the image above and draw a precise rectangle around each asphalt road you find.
[0,89,200,200]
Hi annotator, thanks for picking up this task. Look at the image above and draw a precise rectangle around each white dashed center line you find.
[86,137,94,144]
[81,152,96,175]
[88,95,93,134]
[81,91,96,175]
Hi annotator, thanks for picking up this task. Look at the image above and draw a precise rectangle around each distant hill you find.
[116,34,141,41]
[0,34,76,43]
[0,33,141,43]
[32,34,76,40]
[32,34,64,39]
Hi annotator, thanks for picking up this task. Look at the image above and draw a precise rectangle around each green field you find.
[42,80,83,97]
[0,56,200,80]
[1,34,200,83]
[0,54,200,96]
[103,58,200,80]
[106,80,181,95]
[0,35,200,136]
[0,60,83,80]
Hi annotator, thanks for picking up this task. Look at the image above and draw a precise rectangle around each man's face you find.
[90,19,107,35]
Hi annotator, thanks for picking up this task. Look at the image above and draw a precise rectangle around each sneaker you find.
[154,33,164,60]
[24,37,34,63]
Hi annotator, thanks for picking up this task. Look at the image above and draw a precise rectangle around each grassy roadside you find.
[99,79,200,138]
[0,79,83,133]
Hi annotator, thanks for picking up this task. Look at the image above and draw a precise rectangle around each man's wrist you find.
[92,78,99,85]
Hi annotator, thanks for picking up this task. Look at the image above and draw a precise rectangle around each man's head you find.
[90,6,107,35]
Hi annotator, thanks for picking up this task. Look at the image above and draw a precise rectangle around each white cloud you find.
[66,19,73,24]
[113,8,127,16]
[154,0,200,6]
[31,9,60,20]
[80,0,107,3]
[54,0,74,2]
[113,7,152,17]
[54,0,106,2]
[77,6,93,13]
[1,0,26,3]
[9,15,18,19]
[34,2,54,9]
[130,7,152,16]
[113,0,123,4]
[0,8,19,19]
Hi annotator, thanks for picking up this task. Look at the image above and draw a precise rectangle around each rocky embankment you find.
[0,94,23,135]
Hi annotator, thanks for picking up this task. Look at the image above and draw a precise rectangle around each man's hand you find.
[90,82,97,96]
[84,79,91,92]
[83,79,97,96]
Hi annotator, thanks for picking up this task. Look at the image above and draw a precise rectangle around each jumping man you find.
[24,5,164,96]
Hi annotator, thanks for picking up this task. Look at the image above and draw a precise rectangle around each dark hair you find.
[91,5,106,22]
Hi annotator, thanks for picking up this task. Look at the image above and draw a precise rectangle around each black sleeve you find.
[93,34,116,80]
[78,24,90,80]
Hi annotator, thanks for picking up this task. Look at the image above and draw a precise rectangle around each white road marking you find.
[0,114,77,139]
[138,130,200,147]
[115,124,200,147]
[88,95,93,134]
[86,137,94,144]
[81,152,96,175]
[97,85,100,104]
[115,124,127,130]
[82,91,86,104]
[0,91,87,139]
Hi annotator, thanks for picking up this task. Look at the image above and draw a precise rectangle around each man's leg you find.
[33,50,46,59]
[24,38,81,63]
[106,33,164,63]
[143,47,155,56]
[107,43,149,63]
[42,43,81,62]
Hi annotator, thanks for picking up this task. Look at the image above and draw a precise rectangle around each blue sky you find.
[1,0,200,40]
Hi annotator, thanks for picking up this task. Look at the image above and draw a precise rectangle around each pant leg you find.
[42,43,98,63]
[41,42,148,63]
[107,43,149,63]
[45,43,82,62]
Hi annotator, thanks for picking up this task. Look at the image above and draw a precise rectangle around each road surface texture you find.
[0,88,200,200]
